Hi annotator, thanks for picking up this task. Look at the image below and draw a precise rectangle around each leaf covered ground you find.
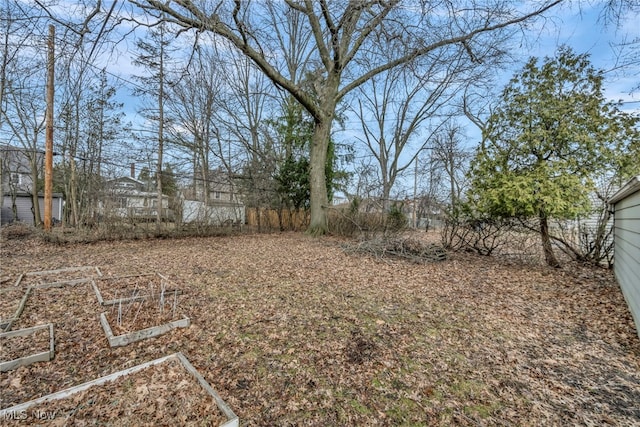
[1,232,639,425]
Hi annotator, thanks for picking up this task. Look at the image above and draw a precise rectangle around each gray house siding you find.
[610,176,640,339]
[1,193,64,226]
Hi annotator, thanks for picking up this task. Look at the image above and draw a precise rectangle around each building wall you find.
[1,194,63,226]
[0,145,43,195]
[182,200,245,225]
[611,176,640,338]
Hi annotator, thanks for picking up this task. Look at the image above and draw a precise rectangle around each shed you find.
[609,175,640,338]
[1,193,64,226]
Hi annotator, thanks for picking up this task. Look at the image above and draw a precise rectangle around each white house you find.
[609,176,640,339]
[181,169,245,226]
[101,176,172,221]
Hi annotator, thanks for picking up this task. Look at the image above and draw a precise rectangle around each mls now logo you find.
[2,410,57,421]
[2,410,27,420]
[32,410,57,420]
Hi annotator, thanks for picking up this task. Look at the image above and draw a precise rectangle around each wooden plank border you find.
[0,352,239,426]
[15,266,102,288]
[0,323,54,372]
[99,312,190,347]
[0,287,33,332]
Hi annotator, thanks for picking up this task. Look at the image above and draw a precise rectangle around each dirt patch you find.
[1,232,639,425]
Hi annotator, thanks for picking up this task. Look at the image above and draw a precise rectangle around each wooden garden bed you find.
[92,273,182,306]
[16,266,102,288]
[0,353,238,426]
[0,323,54,372]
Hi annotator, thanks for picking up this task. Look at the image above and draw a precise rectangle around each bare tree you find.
[0,10,50,226]
[166,46,221,208]
[349,155,383,203]
[2,1,127,228]
[2,85,46,226]
[132,19,177,227]
[603,2,640,93]
[58,56,115,227]
[125,0,564,234]
[430,122,471,213]
[214,44,279,219]
[0,1,37,130]
[80,70,125,223]
[416,154,445,230]
[216,44,274,173]
[351,57,461,210]
[0,1,35,218]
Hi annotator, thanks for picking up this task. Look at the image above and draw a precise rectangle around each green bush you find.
[386,203,407,232]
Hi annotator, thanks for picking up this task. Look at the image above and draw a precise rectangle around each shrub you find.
[0,222,37,240]
[386,203,407,233]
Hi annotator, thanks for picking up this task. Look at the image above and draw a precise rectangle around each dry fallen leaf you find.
[1,233,638,426]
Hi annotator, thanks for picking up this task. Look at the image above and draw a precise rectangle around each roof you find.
[107,176,145,185]
[3,192,64,198]
[109,188,168,198]
[609,176,640,204]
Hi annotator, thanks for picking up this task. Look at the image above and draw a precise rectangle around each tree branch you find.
[139,0,322,120]
[339,0,564,100]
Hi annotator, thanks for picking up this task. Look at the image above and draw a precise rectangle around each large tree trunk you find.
[308,117,331,235]
[539,211,560,268]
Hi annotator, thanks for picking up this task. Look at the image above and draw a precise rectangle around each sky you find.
[25,1,638,195]
[107,2,639,129]
[497,2,638,109]
[106,1,638,199]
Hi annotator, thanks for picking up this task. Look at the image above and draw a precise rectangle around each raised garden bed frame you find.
[15,266,102,289]
[100,312,191,348]
[0,287,32,332]
[0,323,55,372]
[0,352,238,426]
[91,273,182,306]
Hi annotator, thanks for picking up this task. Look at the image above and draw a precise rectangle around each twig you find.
[131,299,144,327]
[117,300,123,327]
[172,290,178,319]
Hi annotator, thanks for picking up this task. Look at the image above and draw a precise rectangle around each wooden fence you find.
[245,207,310,231]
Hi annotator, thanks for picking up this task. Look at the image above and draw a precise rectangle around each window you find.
[117,197,127,208]
[116,181,134,189]
[213,191,221,200]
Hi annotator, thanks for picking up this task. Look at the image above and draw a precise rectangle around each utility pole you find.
[44,24,54,232]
